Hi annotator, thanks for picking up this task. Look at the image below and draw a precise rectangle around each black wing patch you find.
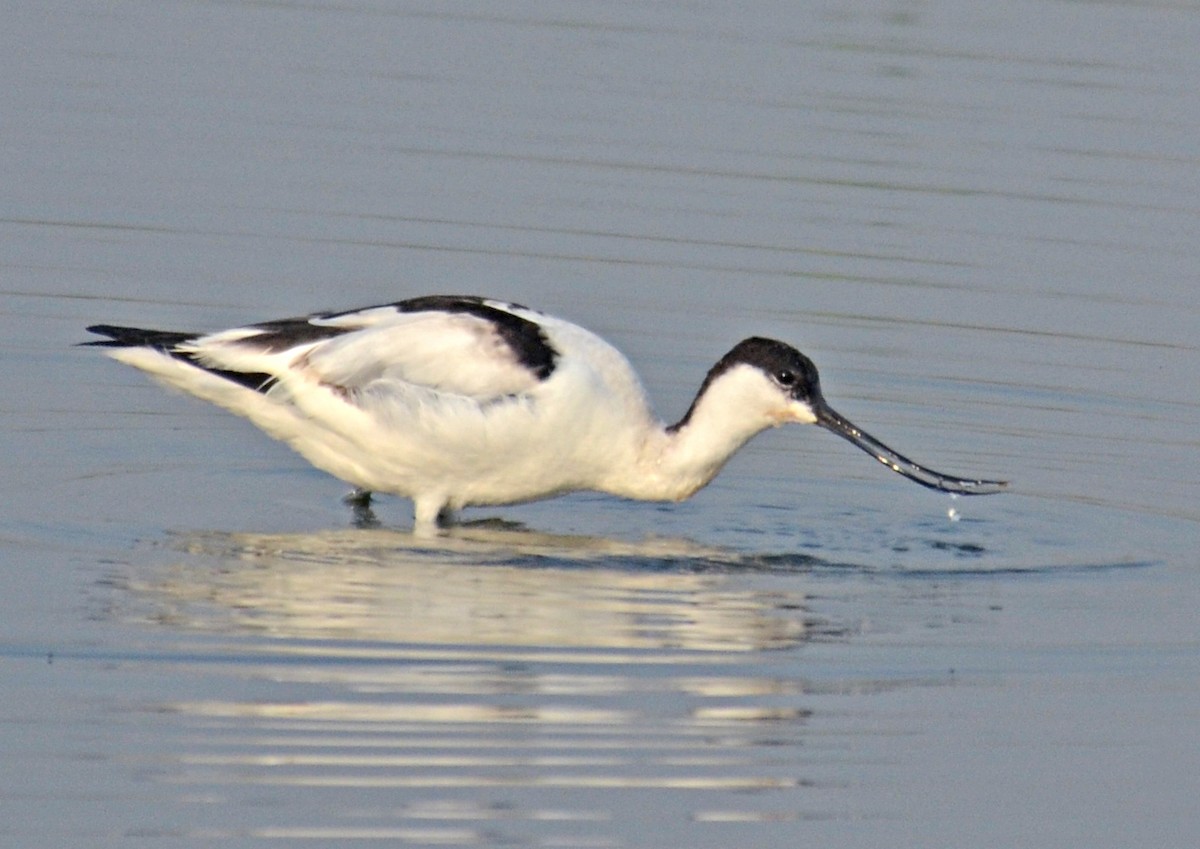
[387,295,558,380]
[85,295,560,396]
[238,316,355,352]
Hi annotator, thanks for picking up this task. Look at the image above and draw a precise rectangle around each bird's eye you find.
[775,369,796,387]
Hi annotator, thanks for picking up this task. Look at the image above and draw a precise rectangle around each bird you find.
[85,295,1006,534]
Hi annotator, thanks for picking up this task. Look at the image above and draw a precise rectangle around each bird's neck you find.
[611,375,782,502]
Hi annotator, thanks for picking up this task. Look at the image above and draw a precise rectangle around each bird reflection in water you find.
[121,525,824,653]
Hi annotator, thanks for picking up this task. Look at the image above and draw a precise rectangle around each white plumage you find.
[87,296,1005,534]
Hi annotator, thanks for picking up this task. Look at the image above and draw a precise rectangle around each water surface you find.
[3,2,1198,847]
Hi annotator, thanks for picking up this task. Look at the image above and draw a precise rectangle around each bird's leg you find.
[343,488,372,507]
[412,497,452,536]
[350,502,380,529]
[342,489,378,528]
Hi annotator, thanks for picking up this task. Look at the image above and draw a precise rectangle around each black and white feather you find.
[87,295,1006,533]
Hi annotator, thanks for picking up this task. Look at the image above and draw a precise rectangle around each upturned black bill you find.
[815,403,1007,496]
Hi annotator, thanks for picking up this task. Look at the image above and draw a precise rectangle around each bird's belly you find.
[370,439,612,507]
[301,394,642,507]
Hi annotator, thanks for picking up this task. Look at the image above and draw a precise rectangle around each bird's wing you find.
[177,297,560,401]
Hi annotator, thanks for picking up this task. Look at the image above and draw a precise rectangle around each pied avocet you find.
[86,296,1006,533]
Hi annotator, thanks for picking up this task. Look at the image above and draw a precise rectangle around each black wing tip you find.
[83,323,276,393]
[82,324,194,349]
[80,324,127,347]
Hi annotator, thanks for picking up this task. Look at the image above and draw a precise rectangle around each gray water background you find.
[2,1,1198,846]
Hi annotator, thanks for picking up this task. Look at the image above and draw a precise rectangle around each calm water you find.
[3,1,1199,846]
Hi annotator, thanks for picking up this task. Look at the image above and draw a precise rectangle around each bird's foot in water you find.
[343,489,379,528]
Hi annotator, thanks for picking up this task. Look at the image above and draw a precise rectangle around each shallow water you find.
[3,1,1199,847]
